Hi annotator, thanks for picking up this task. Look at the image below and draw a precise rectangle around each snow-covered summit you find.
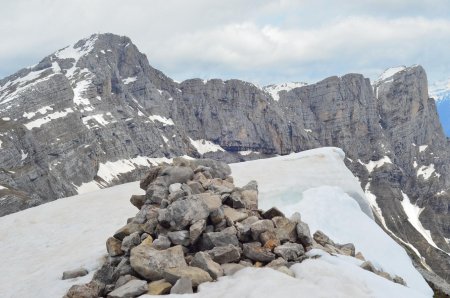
[263,82,308,101]
[374,66,407,85]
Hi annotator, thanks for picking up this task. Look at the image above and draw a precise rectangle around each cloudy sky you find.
[1,0,450,86]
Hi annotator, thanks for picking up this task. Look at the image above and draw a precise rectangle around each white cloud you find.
[1,0,450,85]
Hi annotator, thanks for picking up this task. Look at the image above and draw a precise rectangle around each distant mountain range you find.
[430,79,450,136]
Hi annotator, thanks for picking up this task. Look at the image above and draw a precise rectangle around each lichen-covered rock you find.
[167,230,190,246]
[130,245,187,280]
[273,242,304,261]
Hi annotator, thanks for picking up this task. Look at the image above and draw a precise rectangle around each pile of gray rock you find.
[64,158,405,298]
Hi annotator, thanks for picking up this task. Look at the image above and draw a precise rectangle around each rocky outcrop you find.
[0,33,449,286]
[65,159,392,297]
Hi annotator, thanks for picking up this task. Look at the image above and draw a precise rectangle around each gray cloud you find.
[0,0,449,85]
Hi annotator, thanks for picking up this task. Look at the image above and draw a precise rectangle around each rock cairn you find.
[64,158,405,298]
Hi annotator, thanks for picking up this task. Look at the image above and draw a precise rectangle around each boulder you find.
[107,279,147,298]
[147,279,172,295]
[360,261,377,273]
[106,237,123,257]
[243,242,276,262]
[163,266,213,287]
[187,181,204,194]
[130,245,187,280]
[158,197,210,230]
[273,242,304,261]
[207,244,241,264]
[191,252,224,279]
[62,268,88,280]
[190,219,206,244]
[170,277,194,294]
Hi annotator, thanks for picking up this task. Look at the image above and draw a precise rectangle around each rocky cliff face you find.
[0,33,449,286]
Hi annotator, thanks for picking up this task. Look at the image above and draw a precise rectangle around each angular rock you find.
[158,197,210,230]
[168,230,190,246]
[272,217,297,243]
[191,252,224,280]
[240,181,258,210]
[121,232,141,253]
[130,195,145,210]
[62,268,89,280]
[243,242,276,262]
[313,230,332,246]
[152,235,171,250]
[262,207,285,219]
[337,243,355,257]
[106,237,124,257]
[250,220,274,240]
[65,281,104,298]
[296,221,313,248]
[187,181,204,194]
[221,263,245,276]
[207,244,241,264]
[223,206,248,223]
[168,183,182,194]
[200,228,239,250]
[266,258,288,268]
[130,244,187,280]
[189,219,206,244]
[107,279,147,298]
[113,223,143,241]
[115,275,137,289]
[360,261,377,273]
[140,166,162,191]
[147,279,172,295]
[393,275,407,286]
[273,242,304,261]
[163,266,212,287]
[146,177,169,204]
[160,166,194,185]
[170,277,194,294]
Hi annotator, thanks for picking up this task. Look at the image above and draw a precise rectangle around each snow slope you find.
[0,147,432,297]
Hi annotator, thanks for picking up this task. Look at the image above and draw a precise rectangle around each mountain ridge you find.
[0,33,450,287]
